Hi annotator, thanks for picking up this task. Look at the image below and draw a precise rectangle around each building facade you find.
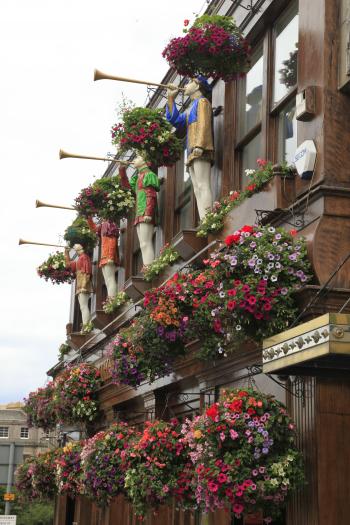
[51,0,350,524]
[0,401,52,505]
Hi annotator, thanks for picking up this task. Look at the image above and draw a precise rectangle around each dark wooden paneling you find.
[212,80,225,201]
[316,378,350,525]
[296,0,326,195]
[286,377,318,525]
[222,81,236,194]
[322,0,350,186]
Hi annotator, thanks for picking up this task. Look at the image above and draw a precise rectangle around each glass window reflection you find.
[278,99,297,164]
[274,5,299,103]
[241,133,263,188]
[239,46,264,137]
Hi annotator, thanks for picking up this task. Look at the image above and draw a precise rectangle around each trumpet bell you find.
[94,68,108,81]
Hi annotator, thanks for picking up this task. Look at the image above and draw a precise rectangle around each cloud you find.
[0,0,205,402]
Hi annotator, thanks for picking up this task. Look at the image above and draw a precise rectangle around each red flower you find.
[290,229,297,236]
[229,191,240,201]
[241,225,254,233]
[229,399,243,412]
[184,19,190,26]
[227,300,236,310]
[225,234,240,246]
[256,158,268,168]
[246,183,257,192]
[206,404,219,421]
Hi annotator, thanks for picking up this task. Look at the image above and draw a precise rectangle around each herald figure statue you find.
[166,76,214,219]
[119,157,160,266]
[87,217,120,299]
[65,244,93,328]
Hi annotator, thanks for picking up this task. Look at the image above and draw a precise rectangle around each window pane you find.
[241,133,263,188]
[274,5,299,103]
[0,427,9,438]
[238,46,264,137]
[278,98,297,164]
[20,427,29,438]
[174,149,194,234]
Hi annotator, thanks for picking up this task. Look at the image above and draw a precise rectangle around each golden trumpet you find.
[94,69,185,91]
[36,199,75,211]
[59,149,132,164]
[19,239,65,248]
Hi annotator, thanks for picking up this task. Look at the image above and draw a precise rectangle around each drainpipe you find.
[5,442,15,515]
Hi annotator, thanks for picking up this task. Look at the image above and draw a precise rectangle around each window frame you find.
[233,0,299,188]
[0,426,9,438]
[20,427,29,439]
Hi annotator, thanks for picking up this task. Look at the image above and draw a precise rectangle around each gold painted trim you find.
[263,314,350,348]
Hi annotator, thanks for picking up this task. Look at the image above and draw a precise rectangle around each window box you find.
[68,331,105,352]
[171,229,208,260]
[210,172,295,241]
[93,302,134,336]
[124,276,151,302]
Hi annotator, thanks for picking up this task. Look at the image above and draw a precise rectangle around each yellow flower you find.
[194,429,202,439]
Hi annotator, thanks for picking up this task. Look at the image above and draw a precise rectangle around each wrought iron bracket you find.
[247,364,308,403]
[162,391,214,418]
[255,207,307,229]
[231,0,260,14]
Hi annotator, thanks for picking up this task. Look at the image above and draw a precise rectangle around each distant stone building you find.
[0,402,54,488]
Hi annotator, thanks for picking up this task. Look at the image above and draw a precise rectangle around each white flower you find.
[245,169,255,176]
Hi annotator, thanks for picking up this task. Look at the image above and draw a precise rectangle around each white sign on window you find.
[0,517,17,525]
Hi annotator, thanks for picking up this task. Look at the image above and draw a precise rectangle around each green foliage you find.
[0,486,53,524]
[63,216,98,253]
[58,342,70,361]
[102,291,129,314]
[111,107,182,167]
[192,14,238,33]
[197,160,293,237]
[142,244,180,282]
[16,501,54,525]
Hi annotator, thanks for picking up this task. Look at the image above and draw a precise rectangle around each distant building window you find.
[0,426,9,438]
[20,427,29,439]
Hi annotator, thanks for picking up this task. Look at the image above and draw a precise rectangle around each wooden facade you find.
[51,0,350,523]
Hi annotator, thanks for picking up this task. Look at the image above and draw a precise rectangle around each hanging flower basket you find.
[182,388,305,521]
[81,422,140,507]
[111,107,183,167]
[54,364,102,425]
[162,15,250,82]
[74,175,134,222]
[56,441,84,496]
[24,382,58,431]
[107,312,181,388]
[189,224,311,360]
[124,419,195,518]
[15,450,58,502]
[37,251,75,285]
[64,216,98,253]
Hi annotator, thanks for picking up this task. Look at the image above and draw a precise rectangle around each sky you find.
[0,0,207,403]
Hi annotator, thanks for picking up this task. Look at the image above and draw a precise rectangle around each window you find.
[236,44,264,186]
[273,3,299,104]
[241,132,263,188]
[20,427,29,439]
[238,45,264,139]
[273,2,299,163]
[174,149,197,234]
[235,1,299,177]
[278,98,297,164]
[0,427,9,438]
